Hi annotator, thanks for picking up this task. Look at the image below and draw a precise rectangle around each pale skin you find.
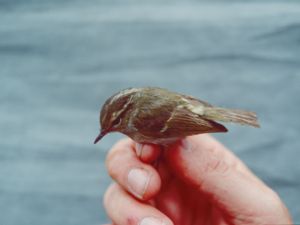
[103,134,292,225]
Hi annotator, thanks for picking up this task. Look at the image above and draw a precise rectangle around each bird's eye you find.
[112,117,122,128]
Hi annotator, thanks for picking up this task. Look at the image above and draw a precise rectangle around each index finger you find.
[164,134,290,222]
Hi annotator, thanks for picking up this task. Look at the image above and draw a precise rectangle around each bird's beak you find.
[93,130,107,144]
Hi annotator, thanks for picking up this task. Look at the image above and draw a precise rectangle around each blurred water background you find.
[1,0,300,224]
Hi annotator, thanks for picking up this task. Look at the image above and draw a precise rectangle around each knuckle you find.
[125,216,139,225]
[103,184,140,225]
[202,146,230,174]
[230,190,289,225]
[264,189,287,214]
[105,138,133,175]
[105,149,120,177]
[209,158,230,174]
[103,183,117,208]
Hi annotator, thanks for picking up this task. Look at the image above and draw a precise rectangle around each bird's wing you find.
[133,103,174,134]
[180,94,213,107]
[132,92,226,139]
[160,107,228,138]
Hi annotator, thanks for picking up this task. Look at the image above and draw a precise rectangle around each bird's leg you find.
[152,145,163,169]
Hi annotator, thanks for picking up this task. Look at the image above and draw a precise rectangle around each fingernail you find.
[128,168,150,199]
[136,143,143,157]
[140,217,165,225]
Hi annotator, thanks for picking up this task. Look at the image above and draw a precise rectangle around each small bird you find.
[94,87,260,145]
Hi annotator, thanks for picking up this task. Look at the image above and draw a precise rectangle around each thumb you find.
[164,134,291,224]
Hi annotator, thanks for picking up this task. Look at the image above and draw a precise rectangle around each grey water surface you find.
[1,0,300,224]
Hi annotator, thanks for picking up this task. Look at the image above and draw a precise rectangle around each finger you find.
[135,143,161,163]
[165,134,289,222]
[166,134,259,184]
[106,139,161,200]
[104,183,174,225]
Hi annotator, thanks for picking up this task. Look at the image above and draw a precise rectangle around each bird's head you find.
[94,88,138,144]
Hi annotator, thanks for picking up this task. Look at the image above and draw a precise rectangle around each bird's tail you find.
[204,107,260,128]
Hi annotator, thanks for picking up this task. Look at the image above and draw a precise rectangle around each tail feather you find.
[204,107,260,128]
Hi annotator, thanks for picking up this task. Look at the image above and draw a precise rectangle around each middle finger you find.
[106,139,162,200]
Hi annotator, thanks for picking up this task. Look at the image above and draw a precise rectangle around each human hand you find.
[103,134,292,225]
